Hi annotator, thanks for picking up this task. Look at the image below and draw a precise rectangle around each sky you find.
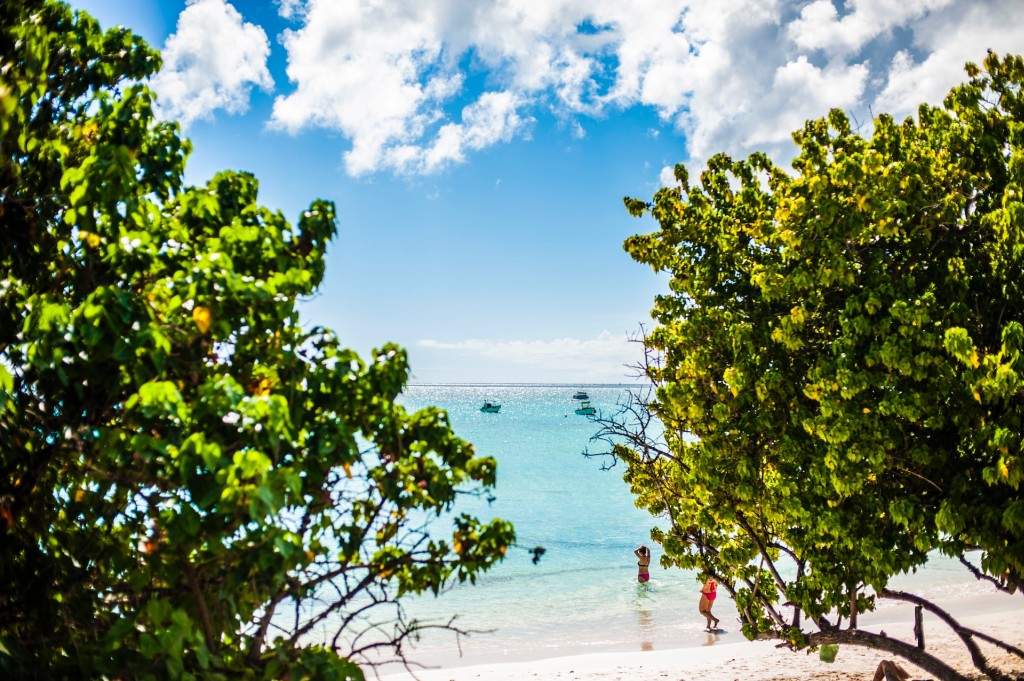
[68,0,1024,384]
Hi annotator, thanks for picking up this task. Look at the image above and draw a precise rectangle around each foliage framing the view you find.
[611,53,1024,680]
[0,2,514,678]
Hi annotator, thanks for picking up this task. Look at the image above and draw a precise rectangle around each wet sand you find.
[380,593,1024,681]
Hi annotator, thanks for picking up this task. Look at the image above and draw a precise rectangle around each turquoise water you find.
[384,384,992,668]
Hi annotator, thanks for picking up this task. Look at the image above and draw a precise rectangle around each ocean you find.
[383,384,994,668]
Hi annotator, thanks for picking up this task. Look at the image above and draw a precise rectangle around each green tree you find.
[0,2,513,678]
[607,52,1024,680]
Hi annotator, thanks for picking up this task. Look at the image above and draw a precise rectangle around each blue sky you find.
[68,0,1024,384]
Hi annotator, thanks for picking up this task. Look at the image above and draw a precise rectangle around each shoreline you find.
[379,593,1024,681]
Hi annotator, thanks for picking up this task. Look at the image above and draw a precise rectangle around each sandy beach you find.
[381,594,1024,681]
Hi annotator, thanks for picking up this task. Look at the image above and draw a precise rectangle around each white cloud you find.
[270,0,693,176]
[658,165,678,187]
[656,0,1024,168]
[275,0,305,21]
[739,56,869,147]
[787,0,955,57]
[418,91,529,174]
[260,0,1024,176]
[152,0,273,127]
[874,0,1024,120]
[417,331,644,382]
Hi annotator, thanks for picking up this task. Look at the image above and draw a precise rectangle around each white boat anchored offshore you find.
[574,400,596,416]
[480,401,501,413]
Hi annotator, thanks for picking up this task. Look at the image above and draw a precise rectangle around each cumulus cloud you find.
[257,0,1024,176]
[275,0,305,21]
[152,0,273,127]
[418,91,528,173]
[418,331,642,382]
[667,0,1024,166]
[873,0,1024,120]
[787,0,955,57]
[658,165,678,188]
[270,0,693,175]
[739,56,869,147]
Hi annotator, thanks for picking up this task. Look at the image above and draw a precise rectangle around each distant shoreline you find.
[381,593,1024,681]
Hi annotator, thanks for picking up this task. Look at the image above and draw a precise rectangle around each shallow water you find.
[368,384,994,667]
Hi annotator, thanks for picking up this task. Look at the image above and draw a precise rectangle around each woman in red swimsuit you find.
[699,578,720,629]
[634,545,651,583]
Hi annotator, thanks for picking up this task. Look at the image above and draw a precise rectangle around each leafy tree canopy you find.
[0,1,513,678]
[614,52,1024,680]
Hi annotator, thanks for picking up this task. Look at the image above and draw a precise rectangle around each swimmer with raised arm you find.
[634,545,651,583]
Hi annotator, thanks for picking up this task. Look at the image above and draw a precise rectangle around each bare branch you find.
[879,588,1016,681]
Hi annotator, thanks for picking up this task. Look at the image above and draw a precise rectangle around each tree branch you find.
[879,588,1015,681]
[184,563,216,653]
[809,628,971,681]
[959,555,1023,596]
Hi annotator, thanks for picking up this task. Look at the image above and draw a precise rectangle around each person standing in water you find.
[699,577,720,629]
[634,545,651,583]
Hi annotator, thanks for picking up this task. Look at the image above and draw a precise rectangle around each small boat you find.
[574,400,596,416]
[480,401,501,413]
[572,388,589,400]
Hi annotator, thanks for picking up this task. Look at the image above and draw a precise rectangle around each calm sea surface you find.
[380,384,991,668]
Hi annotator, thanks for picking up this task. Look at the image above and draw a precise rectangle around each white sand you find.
[380,596,1024,681]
